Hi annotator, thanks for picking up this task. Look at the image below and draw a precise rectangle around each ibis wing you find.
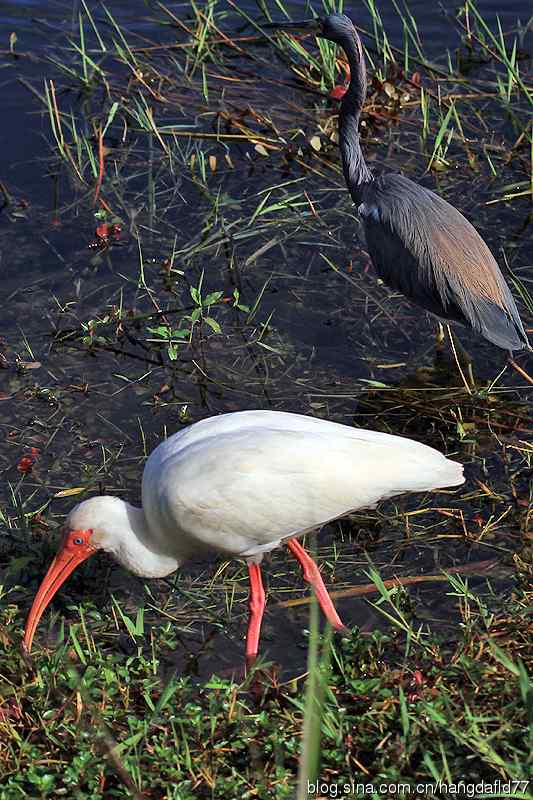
[360,174,529,351]
[147,425,462,560]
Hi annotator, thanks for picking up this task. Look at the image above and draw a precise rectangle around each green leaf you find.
[190,307,201,324]
[135,607,144,636]
[232,288,250,312]
[204,291,223,306]
[69,627,87,665]
[399,685,410,738]
[147,325,170,338]
[154,678,180,714]
[190,286,201,305]
[359,379,390,388]
[167,343,178,360]
[143,692,155,712]
[204,316,221,334]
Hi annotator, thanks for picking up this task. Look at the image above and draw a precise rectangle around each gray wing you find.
[360,173,529,351]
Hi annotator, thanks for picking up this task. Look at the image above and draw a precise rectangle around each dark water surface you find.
[0,1,531,674]
[2,0,531,201]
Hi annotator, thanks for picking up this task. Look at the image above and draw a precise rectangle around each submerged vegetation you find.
[0,0,532,796]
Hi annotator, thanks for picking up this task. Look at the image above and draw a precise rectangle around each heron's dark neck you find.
[338,34,372,204]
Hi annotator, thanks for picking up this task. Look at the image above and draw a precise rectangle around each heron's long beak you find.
[264,18,323,35]
[22,530,95,653]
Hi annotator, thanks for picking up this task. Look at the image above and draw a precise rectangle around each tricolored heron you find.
[23,410,464,666]
[276,13,532,384]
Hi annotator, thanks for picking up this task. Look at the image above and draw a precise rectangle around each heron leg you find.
[508,357,533,386]
[454,338,475,386]
[286,538,347,631]
[432,321,448,371]
[446,325,475,393]
[246,563,266,669]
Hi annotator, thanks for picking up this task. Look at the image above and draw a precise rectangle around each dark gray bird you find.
[277,13,531,360]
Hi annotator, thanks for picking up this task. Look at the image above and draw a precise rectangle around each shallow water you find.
[0,1,531,674]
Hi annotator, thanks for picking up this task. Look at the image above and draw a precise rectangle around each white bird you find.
[23,410,464,664]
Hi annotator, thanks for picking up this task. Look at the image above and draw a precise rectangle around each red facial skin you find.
[22,529,96,653]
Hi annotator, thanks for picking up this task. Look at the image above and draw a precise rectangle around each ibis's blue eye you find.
[73,537,83,545]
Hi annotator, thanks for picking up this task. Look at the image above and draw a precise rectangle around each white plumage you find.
[23,410,464,662]
[142,410,463,560]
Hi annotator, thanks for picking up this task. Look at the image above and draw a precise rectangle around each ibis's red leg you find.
[286,538,347,631]
[246,563,266,669]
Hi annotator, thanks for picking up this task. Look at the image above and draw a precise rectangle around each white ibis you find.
[23,410,464,664]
